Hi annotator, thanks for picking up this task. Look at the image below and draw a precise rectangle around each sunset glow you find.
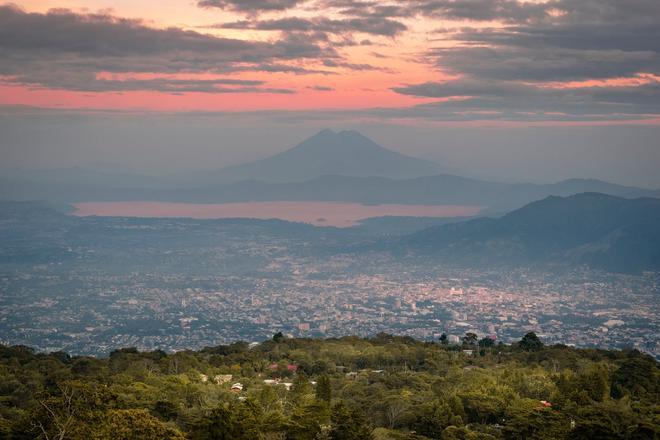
[1,0,658,123]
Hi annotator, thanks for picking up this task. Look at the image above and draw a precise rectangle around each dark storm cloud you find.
[449,23,660,53]
[429,13,660,82]
[2,1,658,120]
[0,4,334,92]
[430,46,660,81]
[321,59,387,71]
[198,0,305,13]
[549,0,660,24]
[0,75,295,94]
[387,0,660,119]
[394,78,660,110]
[412,0,549,22]
[231,0,660,83]
[248,63,335,75]
[426,0,660,81]
[0,5,253,56]
[315,0,548,22]
[320,0,660,24]
[393,79,534,98]
[307,86,334,91]
[392,78,660,120]
[318,1,410,20]
[220,16,407,37]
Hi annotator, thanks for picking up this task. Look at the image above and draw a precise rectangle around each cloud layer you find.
[390,0,660,120]
[1,1,659,121]
[0,4,330,92]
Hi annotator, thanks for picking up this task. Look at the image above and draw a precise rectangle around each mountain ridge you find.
[398,192,660,273]
[1,129,659,215]
[3,170,659,215]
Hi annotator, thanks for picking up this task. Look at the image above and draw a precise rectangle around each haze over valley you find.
[1,128,659,358]
[3,129,659,216]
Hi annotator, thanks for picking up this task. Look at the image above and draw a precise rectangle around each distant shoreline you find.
[72,200,482,227]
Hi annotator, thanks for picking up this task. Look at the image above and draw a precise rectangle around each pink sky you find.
[1,1,658,123]
[1,1,440,111]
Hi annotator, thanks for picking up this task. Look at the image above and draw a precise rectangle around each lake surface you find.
[73,201,481,227]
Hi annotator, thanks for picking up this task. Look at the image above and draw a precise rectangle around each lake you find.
[72,201,482,227]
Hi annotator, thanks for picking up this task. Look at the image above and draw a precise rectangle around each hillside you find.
[0,334,657,439]
[400,193,660,272]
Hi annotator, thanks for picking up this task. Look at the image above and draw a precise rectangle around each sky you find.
[1,0,659,186]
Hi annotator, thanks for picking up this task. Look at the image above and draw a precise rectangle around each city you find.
[2,220,657,356]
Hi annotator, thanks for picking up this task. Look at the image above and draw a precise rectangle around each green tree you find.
[462,333,478,347]
[96,409,186,439]
[579,365,609,402]
[448,395,467,422]
[571,399,641,440]
[610,354,659,400]
[288,402,330,440]
[316,375,332,403]
[29,381,115,440]
[502,399,569,440]
[153,400,179,421]
[330,402,373,440]
[459,393,505,424]
[518,332,543,351]
[441,425,497,440]
[478,337,495,348]
[412,400,452,438]
[191,402,260,440]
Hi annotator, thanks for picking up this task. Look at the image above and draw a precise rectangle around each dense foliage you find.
[0,333,658,439]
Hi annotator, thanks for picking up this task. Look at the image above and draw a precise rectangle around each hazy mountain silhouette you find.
[1,129,659,215]
[3,168,659,216]
[170,174,658,214]
[399,193,660,272]
[216,129,444,182]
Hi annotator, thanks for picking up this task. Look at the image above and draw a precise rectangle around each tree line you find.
[0,332,657,439]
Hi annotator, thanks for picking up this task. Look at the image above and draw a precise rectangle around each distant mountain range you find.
[398,193,660,273]
[2,193,660,273]
[179,174,660,215]
[214,129,445,182]
[8,172,657,217]
[1,130,658,215]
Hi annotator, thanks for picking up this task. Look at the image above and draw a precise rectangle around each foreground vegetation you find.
[0,333,658,439]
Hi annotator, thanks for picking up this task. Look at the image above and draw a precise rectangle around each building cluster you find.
[1,253,657,358]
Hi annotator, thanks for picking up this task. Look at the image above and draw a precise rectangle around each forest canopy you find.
[0,332,658,439]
